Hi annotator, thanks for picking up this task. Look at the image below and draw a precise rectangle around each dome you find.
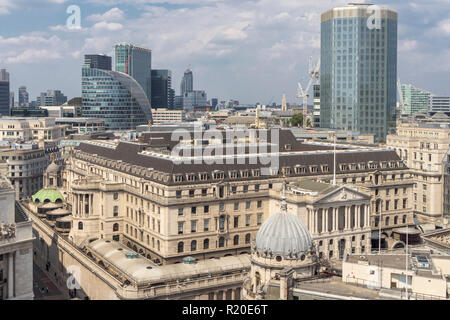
[46,162,61,174]
[32,189,65,203]
[255,186,312,257]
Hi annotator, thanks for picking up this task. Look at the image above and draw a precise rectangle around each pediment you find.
[315,187,370,204]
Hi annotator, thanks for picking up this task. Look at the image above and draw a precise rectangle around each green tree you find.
[290,113,303,127]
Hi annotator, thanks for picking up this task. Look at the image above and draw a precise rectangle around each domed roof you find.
[46,162,61,174]
[32,189,64,203]
[255,185,312,257]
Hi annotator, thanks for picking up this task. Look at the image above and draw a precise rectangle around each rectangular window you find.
[257,213,263,225]
[204,219,209,231]
[234,216,239,228]
[246,215,251,227]
[191,207,197,214]
[257,200,262,208]
[178,208,183,216]
[204,205,209,214]
[234,202,239,210]
[191,221,197,233]
[178,222,184,234]
[246,201,251,210]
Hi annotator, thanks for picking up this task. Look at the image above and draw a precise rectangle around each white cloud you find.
[0,0,15,15]
[87,7,125,22]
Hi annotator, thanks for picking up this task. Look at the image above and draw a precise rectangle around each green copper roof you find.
[32,189,64,203]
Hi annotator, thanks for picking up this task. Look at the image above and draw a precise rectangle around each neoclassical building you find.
[269,180,372,261]
[243,185,318,300]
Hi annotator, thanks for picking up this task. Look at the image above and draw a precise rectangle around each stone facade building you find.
[386,118,450,223]
[0,176,33,300]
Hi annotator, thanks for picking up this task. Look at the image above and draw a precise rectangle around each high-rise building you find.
[37,90,68,106]
[0,69,10,116]
[82,56,153,130]
[183,90,207,111]
[401,84,431,114]
[168,88,175,109]
[84,54,112,71]
[211,98,218,110]
[151,70,172,109]
[320,3,398,140]
[114,43,152,105]
[429,96,450,113]
[9,92,14,108]
[18,86,29,107]
[180,68,193,95]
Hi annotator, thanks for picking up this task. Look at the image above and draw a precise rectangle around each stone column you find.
[314,210,319,234]
[356,205,360,229]
[323,210,327,234]
[333,208,338,231]
[8,251,14,299]
[231,288,236,300]
[366,205,370,228]
[345,207,349,230]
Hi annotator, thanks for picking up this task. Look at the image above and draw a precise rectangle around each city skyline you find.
[0,0,449,105]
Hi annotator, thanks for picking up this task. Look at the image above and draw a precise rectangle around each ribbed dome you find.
[32,189,64,203]
[255,185,312,257]
[46,162,61,174]
[255,211,312,256]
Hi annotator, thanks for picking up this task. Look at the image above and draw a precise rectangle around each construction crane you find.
[397,79,409,115]
[297,56,320,128]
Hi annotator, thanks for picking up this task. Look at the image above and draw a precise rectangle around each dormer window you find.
[350,163,357,170]
[186,173,196,182]
[340,164,349,171]
[295,166,306,174]
[359,163,367,170]
[282,167,292,176]
[369,162,377,169]
[284,144,292,151]
[174,174,183,182]
[229,170,239,179]
[199,172,208,181]
[310,165,318,173]
[241,170,249,178]
[253,169,260,177]
[213,171,224,180]
[322,165,329,173]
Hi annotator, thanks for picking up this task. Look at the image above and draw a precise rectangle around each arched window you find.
[126,224,129,233]
[394,216,398,225]
[385,216,390,226]
[178,242,184,253]
[402,215,407,224]
[152,237,155,248]
[101,223,103,230]
[203,238,209,250]
[78,222,83,230]
[233,235,239,245]
[113,223,119,232]
[146,235,150,245]
[157,240,160,251]
[245,233,251,244]
[191,240,197,251]
[219,237,225,248]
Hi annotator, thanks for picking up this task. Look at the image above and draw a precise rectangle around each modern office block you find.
[81,64,152,130]
[0,69,10,116]
[84,54,112,71]
[114,43,152,104]
[320,3,398,140]
[180,68,193,96]
[401,84,431,114]
[151,70,172,109]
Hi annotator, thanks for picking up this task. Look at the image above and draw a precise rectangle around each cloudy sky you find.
[0,0,449,104]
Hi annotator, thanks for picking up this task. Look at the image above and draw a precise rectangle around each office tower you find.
[84,54,112,71]
[211,98,218,110]
[37,90,68,106]
[313,85,321,128]
[183,90,207,111]
[401,84,431,114]
[180,68,193,95]
[151,70,172,109]
[168,88,175,109]
[429,96,450,113]
[18,86,29,107]
[320,3,398,140]
[0,69,10,115]
[82,55,152,130]
[114,43,152,104]
[174,95,184,110]
[10,92,14,108]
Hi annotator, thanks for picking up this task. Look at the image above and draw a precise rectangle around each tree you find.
[290,113,304,127]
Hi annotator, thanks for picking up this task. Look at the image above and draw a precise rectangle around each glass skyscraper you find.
[82,55,152,131]
[151,70,172,109]
[114,43,152,105]
[180,68,193,95]
[320,3,398,140]
[0,69,10,116]
[84,54,112,71]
